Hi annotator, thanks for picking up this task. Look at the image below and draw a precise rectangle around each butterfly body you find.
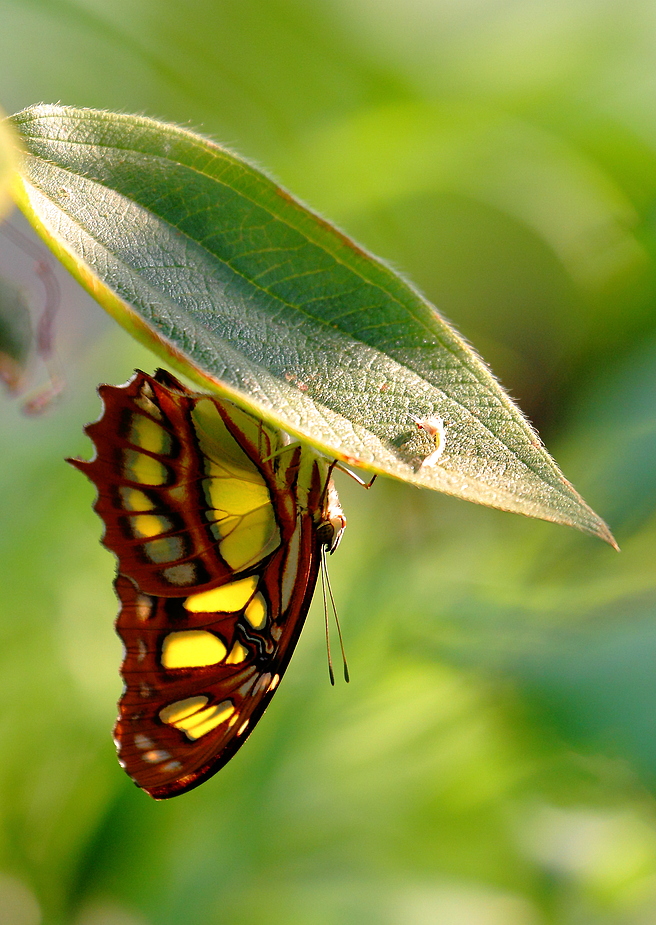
[71,369,344,799]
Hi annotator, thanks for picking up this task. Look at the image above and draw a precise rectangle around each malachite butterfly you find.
[70,369,346,799]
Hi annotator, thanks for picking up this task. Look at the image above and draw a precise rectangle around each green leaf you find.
[0,107,18,219]
[10,104,614,544]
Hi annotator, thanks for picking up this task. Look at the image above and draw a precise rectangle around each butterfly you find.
[70,369,346,799]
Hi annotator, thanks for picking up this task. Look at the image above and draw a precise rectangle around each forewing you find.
[70,370,284,596]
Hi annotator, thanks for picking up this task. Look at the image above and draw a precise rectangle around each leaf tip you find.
[595,519,620,551]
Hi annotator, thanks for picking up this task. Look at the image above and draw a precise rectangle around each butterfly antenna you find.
[322,545,350,683]
[320,546,336,685]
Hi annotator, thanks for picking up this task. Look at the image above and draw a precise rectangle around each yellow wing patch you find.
[129,414,173,455]
[159,696,236,740]
[218,507,279,571]
[184,575,258,613]
[123,449,168,486]
[161,630,227,669]
[244,593,267,630]
[191,399,260,476]
[225,641,249,665]
[191,399,281,570]
[186,703,237,739]
[162,699,236,740]
[204,475,271,516]
[119,487,156,512]
[132,514,173,539]
[159,696,208,725]
[203,477,279,570]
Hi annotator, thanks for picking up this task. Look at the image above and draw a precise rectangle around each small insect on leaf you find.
[413,414,447,468]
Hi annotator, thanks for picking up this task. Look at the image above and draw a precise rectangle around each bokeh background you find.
[2,1,656,923]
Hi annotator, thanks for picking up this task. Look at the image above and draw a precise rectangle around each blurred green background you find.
[2,1,656,923]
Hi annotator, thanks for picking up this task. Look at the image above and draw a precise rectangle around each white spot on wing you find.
[143,749,171,763]
[237,675,257,697]
[162,760,182,773]
[253,673,272,696]
[134,734,154,750]
[135,593,153,622]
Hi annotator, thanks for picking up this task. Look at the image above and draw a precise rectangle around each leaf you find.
[0,108,17,216]
[9,104,614,544]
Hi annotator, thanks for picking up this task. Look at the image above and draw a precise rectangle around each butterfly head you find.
[319,477,346,554]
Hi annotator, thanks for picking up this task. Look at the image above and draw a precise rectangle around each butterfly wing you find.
[114,504,318,798]
[71,369,340,798]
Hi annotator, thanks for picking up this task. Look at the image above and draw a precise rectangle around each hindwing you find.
[70,369,345,798]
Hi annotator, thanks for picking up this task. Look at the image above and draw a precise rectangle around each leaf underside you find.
[9,104,615,545]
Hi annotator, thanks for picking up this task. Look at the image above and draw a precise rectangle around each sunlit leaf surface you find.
[0,111,17,220]
[12,105,611,542]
